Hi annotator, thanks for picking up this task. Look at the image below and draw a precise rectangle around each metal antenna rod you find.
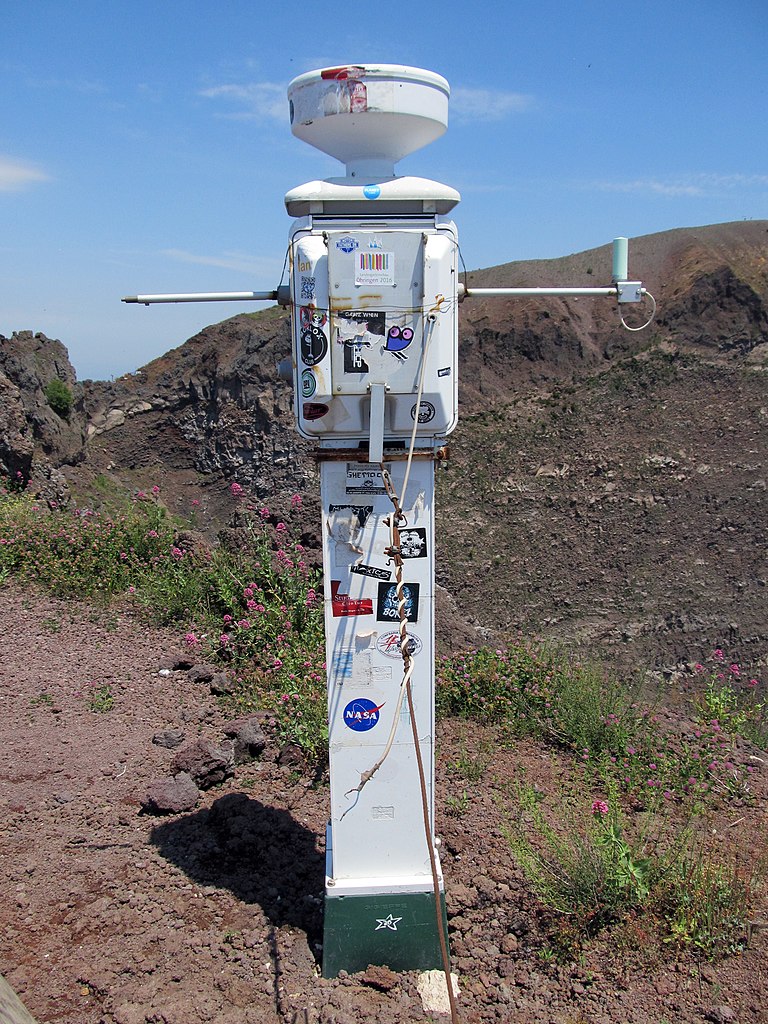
[122,289,289,306]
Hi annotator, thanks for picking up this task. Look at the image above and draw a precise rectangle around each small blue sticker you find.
[336,235,359,254]
[343,698,385,731]
[363,184,381,200]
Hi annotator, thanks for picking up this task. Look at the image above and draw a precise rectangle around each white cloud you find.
[593,173,768,198]
[451,87,535,122]
[161,248,282,276]
[199,82,286,121]
[595,179,706,197]
[0,157,51,192]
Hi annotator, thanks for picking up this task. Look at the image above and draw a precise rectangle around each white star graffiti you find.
[374,914,402,931]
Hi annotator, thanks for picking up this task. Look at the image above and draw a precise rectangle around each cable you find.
[620,289,657,332]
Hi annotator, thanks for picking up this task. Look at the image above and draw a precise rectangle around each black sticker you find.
[399,527,427,559]
[343,342,370,373]
[336,310,385,336]
[410,401,436,423]
[328,504,374,528]
[377,581,420,622]
[351,563,392,581]
[301,325,328,367]
[437,366,451,378]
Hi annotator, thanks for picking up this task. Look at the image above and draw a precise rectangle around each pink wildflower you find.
[591,800,609,816]
[291,493,302,508]
[230,482,244,498]
[713,649,724,661]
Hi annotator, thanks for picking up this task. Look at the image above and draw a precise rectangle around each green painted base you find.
[322,888,449,978]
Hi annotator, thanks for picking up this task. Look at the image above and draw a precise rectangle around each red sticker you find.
[331,580,373,618]
[303,403,329,420]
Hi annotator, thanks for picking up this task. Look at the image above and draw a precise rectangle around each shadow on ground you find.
[150,792,325,945]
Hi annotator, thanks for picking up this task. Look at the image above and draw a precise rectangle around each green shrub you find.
[44,377,73,419]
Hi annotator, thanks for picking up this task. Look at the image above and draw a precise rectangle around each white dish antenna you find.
[288,64,450,178]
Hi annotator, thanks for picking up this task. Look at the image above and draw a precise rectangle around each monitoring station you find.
[124,63,652,980]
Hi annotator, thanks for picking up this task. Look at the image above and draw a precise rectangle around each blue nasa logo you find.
[343,698,385,732]
[363,184,381,200]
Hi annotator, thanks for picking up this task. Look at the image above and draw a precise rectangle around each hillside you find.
[1,219,767,672]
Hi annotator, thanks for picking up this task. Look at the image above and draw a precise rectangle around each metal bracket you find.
[616,281,643,304]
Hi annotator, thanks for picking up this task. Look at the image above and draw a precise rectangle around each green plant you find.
[88,684,114,713]
[445,790,470,817]
[504,785,651,935]
[30,692,54,708]
[658,855,752,958]
[44,377,73,419]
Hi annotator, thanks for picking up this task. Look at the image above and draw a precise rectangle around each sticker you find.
[410,401,436,424]
[374,914,402,931]
[303,402,329,420]
[349,80,367,112]
[343,342,370,373]
[437,366,451,378]
[331,580,373,618]
[301,370,317,398]
[372,806,395,819]
[377,582,420,623]
[336,309,385,337]
[355,251,393,286]
[332,649,354,679]
[300,276,316,302]
[370,665,393,682]
[328,504,374,528]
[343,698,384,731]
[346,466,386,494]
[301,325,328,366]
[301,307,327,328]
[385,325,414,353]
[399,528,427,559]
[335,235,359,254]
[351,563,392,581]
[363,184,381,200]
[376,631,423,659]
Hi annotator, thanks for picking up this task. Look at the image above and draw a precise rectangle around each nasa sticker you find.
[343,698,384,731]
[301,370,316,398]
[410,401,436,424]
[376,631,423,659]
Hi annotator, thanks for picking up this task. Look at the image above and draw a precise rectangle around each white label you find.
[355,251,394,286]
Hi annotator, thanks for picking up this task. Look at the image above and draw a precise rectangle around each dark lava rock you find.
[209,672,234,695]
[704,1007,738,1024]
[143,772,200,814]
[187,663,217,685]
[222,715,267,763]
[152,728,185,749]
[170,738,235,788]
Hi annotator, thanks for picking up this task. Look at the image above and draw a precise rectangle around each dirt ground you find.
[1,581,766,1024]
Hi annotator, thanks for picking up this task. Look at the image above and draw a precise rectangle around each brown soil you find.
[1,581,766,1024]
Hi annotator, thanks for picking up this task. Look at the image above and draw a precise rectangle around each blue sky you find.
[2,0,766,380]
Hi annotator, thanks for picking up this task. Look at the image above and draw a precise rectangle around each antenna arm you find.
[122,287,290,306]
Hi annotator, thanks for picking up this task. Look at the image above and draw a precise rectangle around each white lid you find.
[288,64,450,176]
